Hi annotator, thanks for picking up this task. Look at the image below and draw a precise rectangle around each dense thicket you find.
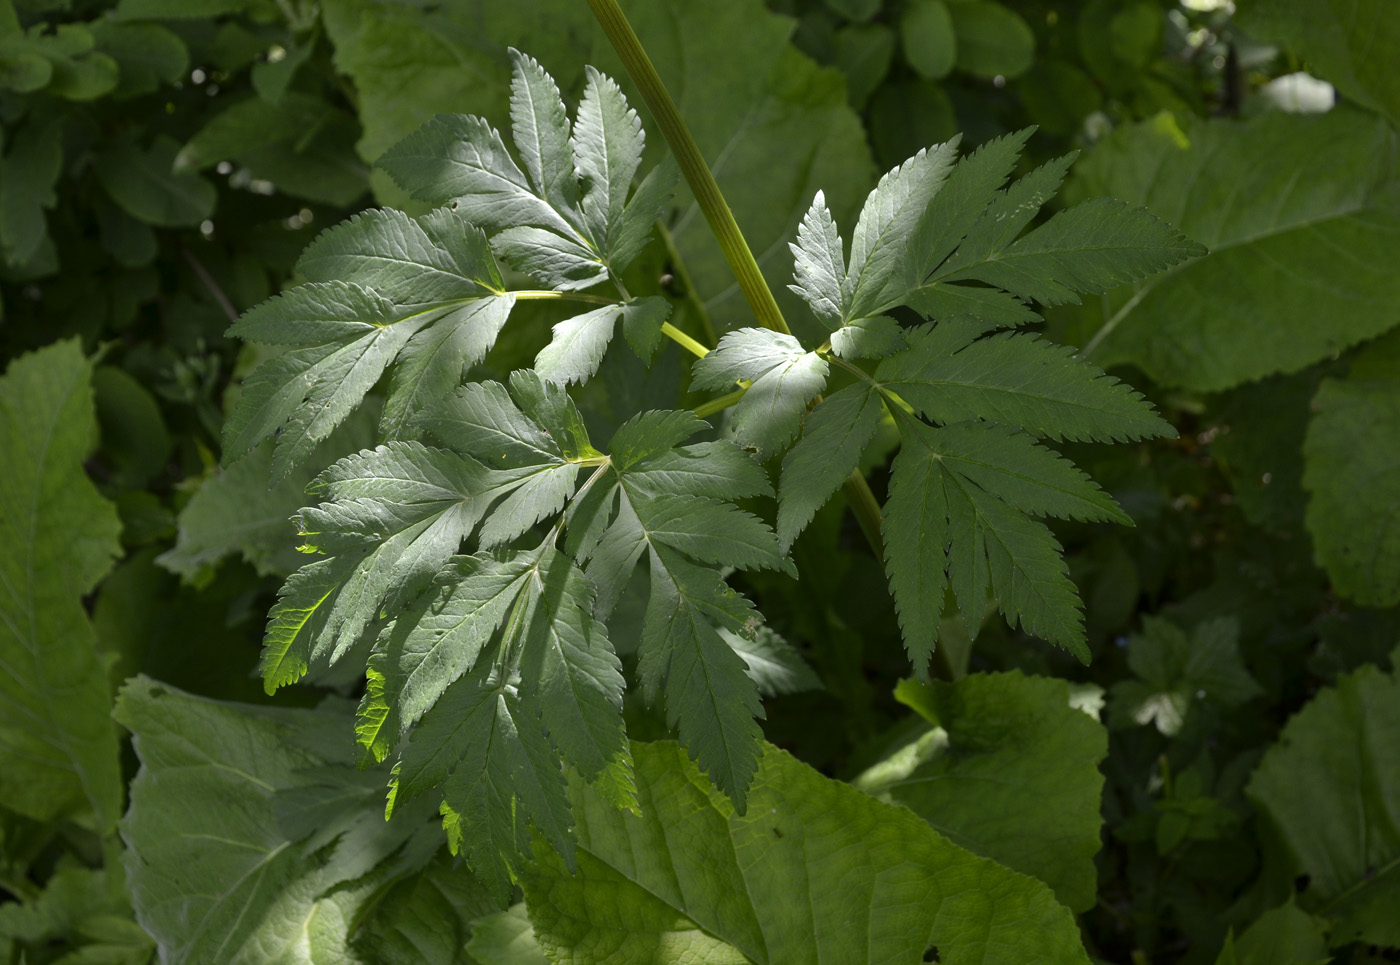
[1,1,1397,963]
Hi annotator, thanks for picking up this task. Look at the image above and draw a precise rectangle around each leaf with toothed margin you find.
[884,415,1092,677]
[224,207,520,471]
[691,328,829,455]
[518,740,1093,965]
[788,189,849,329]
[385,545,628,904]
[534,297,672,386]
[507,48,580,226]
[777,382,885,552]
[572,65,644,260]
[847,139,960,318]
[256,440,573,693]
[877,320,1173,443]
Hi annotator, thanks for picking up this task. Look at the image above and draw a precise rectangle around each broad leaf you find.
[1079,109,1400,390]
[1302,331,1400,607]
[115,677,454,964]
[0,340,122,831]
[1247,655,1400,948]
[1214,900,1331,965]
[855,671,1108,913]
[1237,0,1400,129]
[520,740,1092,964]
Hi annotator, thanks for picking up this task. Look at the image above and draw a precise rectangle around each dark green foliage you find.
[4,0,1400,963]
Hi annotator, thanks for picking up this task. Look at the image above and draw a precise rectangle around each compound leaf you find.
[507,48,580,223]
[535,297,672,386]
[777,382,884,551]
[847,139,959,317]
[788,189,848,328]
[296,206,504,304]
[877,320,1172,443]
[935,197,1205,306]
[573,65,644,260]
[885,416,1090,674]
[377,113,573,235]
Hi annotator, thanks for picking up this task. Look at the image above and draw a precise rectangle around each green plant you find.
[6,0,1400,963]
[205,0,1199,932]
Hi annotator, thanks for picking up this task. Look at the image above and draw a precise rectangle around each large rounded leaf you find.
[521,740,1091,964]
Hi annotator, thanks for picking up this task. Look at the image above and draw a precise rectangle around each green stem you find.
[586,0,934,675]
[662,322,709,360]
[692,386,747,419]
[585,0,789,335]
[513,290,615,304]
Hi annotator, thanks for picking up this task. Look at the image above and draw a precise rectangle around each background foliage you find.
[1,0,1397,962]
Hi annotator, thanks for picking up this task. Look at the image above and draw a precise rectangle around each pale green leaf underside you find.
[521,740,1091,965]
[692,327,829,454]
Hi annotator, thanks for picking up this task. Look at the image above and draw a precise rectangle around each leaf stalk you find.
[585,0,789,336]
